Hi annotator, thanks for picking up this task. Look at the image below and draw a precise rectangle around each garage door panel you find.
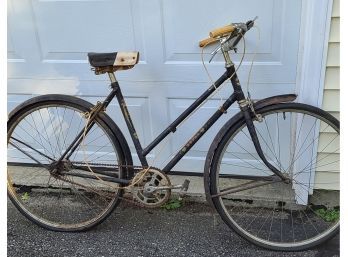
[31,0,143,61]
[7,30,21,60]
[162,0,274,59]
[8,0,301,83]
[160,0,301,84]
[160,63,298,83]
[7,0,39,63]
[8,94,33,113]
[8,0,148,80]
[8,0,305,173]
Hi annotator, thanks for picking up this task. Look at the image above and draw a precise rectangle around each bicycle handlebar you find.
[225,19,255,50]
[199,37,219,47]
[198,19,255,48]
[209,24,236,38]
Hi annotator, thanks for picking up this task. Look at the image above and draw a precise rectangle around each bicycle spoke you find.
[10,137,55,162]
[8,102,122,231]
[264,117,280,167]
[29,113,55,158]
[254,124,282,170]
[47,108,63,156]
[214,106,339,249]
[13,126,54,161]
[38,109,56,158]
[285,118,320,173]
[220,149,271,176]
[277,113,281,171]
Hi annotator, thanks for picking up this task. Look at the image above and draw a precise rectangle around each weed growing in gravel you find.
[161,198,183,210]
[315,208,339,222]
[21,192,30,201]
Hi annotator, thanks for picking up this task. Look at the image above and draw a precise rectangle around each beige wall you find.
[315,0,340,190]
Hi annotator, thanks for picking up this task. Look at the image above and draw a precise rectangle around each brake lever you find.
[209,45,221,63]
[208,17,258,63]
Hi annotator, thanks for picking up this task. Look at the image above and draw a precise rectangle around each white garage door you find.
[7,0,328,173]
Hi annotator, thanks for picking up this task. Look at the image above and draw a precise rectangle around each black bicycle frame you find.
[113,65,246,172]
[61,64,286,184]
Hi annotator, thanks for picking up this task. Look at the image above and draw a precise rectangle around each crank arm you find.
[152,185,182,190]
[146,179,190,192]
[147,184,183,191]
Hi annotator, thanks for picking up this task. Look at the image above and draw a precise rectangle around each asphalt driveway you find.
[8,199,339,257]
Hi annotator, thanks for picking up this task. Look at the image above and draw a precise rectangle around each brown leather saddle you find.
[88,51,139,74]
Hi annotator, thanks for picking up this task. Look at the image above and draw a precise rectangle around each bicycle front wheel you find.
[209,103,339,251]
[8,97,125,231]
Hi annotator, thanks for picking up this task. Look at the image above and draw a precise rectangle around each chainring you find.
[131,168,171,208]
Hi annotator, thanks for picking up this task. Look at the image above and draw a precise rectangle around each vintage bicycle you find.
[7,18,339,251]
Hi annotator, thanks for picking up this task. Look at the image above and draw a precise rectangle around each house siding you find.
[315,0,340,190]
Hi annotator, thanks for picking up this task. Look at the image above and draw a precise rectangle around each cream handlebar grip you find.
[209,24,236,38]
[199,37,218,47]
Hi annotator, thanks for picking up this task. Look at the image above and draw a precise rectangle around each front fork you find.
[238,100,290,183]
[225,60,288,183]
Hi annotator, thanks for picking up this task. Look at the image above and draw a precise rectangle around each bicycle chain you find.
[68,161,166,208]
[55,172,150,208]
[71,161,144,170]
[54,173,115,199]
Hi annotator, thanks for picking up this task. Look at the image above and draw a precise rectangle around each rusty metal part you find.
[53,173,116,200]
[83,101,105,118]
[131,168,171,208]
[91,65,135,75]
[211,177,282,198]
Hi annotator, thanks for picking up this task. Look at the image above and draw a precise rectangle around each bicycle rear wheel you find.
[208,103,339,251]
[7,97,125,231]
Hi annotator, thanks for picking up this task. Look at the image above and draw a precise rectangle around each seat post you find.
[108,72,117,83]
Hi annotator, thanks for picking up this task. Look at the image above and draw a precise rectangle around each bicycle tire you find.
[208,103,339,251]
[7,95,128,232]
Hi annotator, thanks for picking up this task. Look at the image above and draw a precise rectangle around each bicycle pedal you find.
[181,179,190,191]
[178,179,190,198]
